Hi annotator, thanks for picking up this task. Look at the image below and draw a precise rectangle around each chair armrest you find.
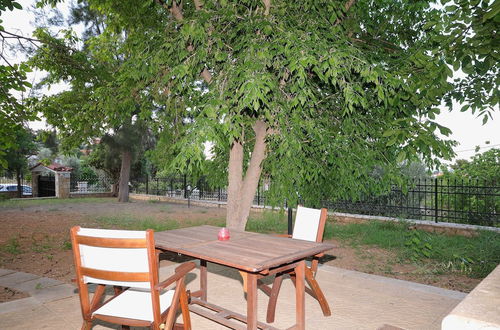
[154,261,196,291]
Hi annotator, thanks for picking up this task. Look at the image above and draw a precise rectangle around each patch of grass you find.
[61,240,72,250]
[0,197,114,209]
[94,215,180,232]
[245,211,336,237]
[148,199,160,204]
[334,221,409,249]
[333,221,500,278]
[2,238,22,254]
[159,205,171,212]
[31,242,52,253]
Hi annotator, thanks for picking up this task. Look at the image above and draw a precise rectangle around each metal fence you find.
[131,175,269,206]
[327,179,499,226]
[131,176,499,227]
[70,172,113,194]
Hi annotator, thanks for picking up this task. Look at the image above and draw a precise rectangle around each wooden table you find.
[155,225,334,330]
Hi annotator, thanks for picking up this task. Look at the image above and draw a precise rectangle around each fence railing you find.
[326,179,499,226]
[70,172,113,194]
[131,176,499,227]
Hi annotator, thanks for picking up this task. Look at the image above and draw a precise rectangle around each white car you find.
[0,184,33,196]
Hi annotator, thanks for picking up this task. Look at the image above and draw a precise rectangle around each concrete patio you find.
[0,262,465,329]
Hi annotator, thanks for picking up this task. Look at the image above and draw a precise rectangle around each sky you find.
[3,0,499,164]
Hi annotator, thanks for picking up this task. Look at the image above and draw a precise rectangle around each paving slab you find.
[0,264,465,329]
[0,271,39,287]
[0,269,15,277]
[10,276,63,294]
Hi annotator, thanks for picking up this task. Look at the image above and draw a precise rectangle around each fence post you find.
[146,174,149,195]
[434,178,438,223]
[183,175,187,198]
[288,207,293,235]
[257,182,260,206]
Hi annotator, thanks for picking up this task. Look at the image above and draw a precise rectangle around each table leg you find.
[247,272,258,329]
[200,259,207,301]
[295,260,305,330]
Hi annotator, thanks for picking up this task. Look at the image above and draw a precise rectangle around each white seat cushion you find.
[93,288,175,322]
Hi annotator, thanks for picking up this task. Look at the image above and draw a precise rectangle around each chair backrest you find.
[71,227,157,289]
[292,206,327,242]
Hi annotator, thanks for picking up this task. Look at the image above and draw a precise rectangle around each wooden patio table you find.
[155,225,334,330]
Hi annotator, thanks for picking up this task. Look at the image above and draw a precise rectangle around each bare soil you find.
[0,286,29,302]
[0,198,480,303]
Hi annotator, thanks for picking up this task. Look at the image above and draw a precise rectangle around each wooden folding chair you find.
[263,206,331,323]
[70,226,195,330]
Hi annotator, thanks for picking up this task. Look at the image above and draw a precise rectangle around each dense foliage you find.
[22,0,500,227]
[0,0,37,167]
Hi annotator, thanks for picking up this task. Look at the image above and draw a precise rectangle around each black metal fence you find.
[328,179,499,226]
[131,175,268,206]
[131,176,499,227]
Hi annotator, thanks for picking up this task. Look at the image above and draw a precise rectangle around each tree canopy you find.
[444,148,500,183]
[27,0,499,229]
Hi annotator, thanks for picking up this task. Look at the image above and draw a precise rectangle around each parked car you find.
[0,184,33,196]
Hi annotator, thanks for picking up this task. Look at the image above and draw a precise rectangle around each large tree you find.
[33,0,498,230]
[28,1,155,202]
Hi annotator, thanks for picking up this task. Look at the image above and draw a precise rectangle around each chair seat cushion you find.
[93,288,175,322]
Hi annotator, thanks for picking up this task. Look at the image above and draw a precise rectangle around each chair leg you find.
[179,287,191,330]
[304,267,331,316]
[81,320,92,330]
[266,273,284,323]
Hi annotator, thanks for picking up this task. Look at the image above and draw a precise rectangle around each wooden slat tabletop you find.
[155,225,334,273]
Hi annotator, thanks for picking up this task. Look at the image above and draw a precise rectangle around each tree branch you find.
[193,0,203,10]
[170,0,184,21]
[238,120,268,224]
[334,0,356,26]
[0,53,14,68]
[263,0,271,16]
[158,0,212,84]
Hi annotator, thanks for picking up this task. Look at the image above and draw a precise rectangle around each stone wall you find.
[55,172,71,198]
[442,264,500,329]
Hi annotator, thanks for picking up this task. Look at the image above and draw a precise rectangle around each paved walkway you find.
[0,263,465,329]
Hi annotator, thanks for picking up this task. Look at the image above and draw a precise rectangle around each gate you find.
[38,174,55,197]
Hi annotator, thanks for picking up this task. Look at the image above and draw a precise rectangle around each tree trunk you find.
[111,182,119,197]
[118,150,132,202]
[16,169,22,199]
[226,139,244,230]
[226,120,268,231]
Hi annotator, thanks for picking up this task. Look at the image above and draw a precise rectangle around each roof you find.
[30,162,73,172]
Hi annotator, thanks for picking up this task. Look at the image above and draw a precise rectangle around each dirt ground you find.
[0,198,480,302]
